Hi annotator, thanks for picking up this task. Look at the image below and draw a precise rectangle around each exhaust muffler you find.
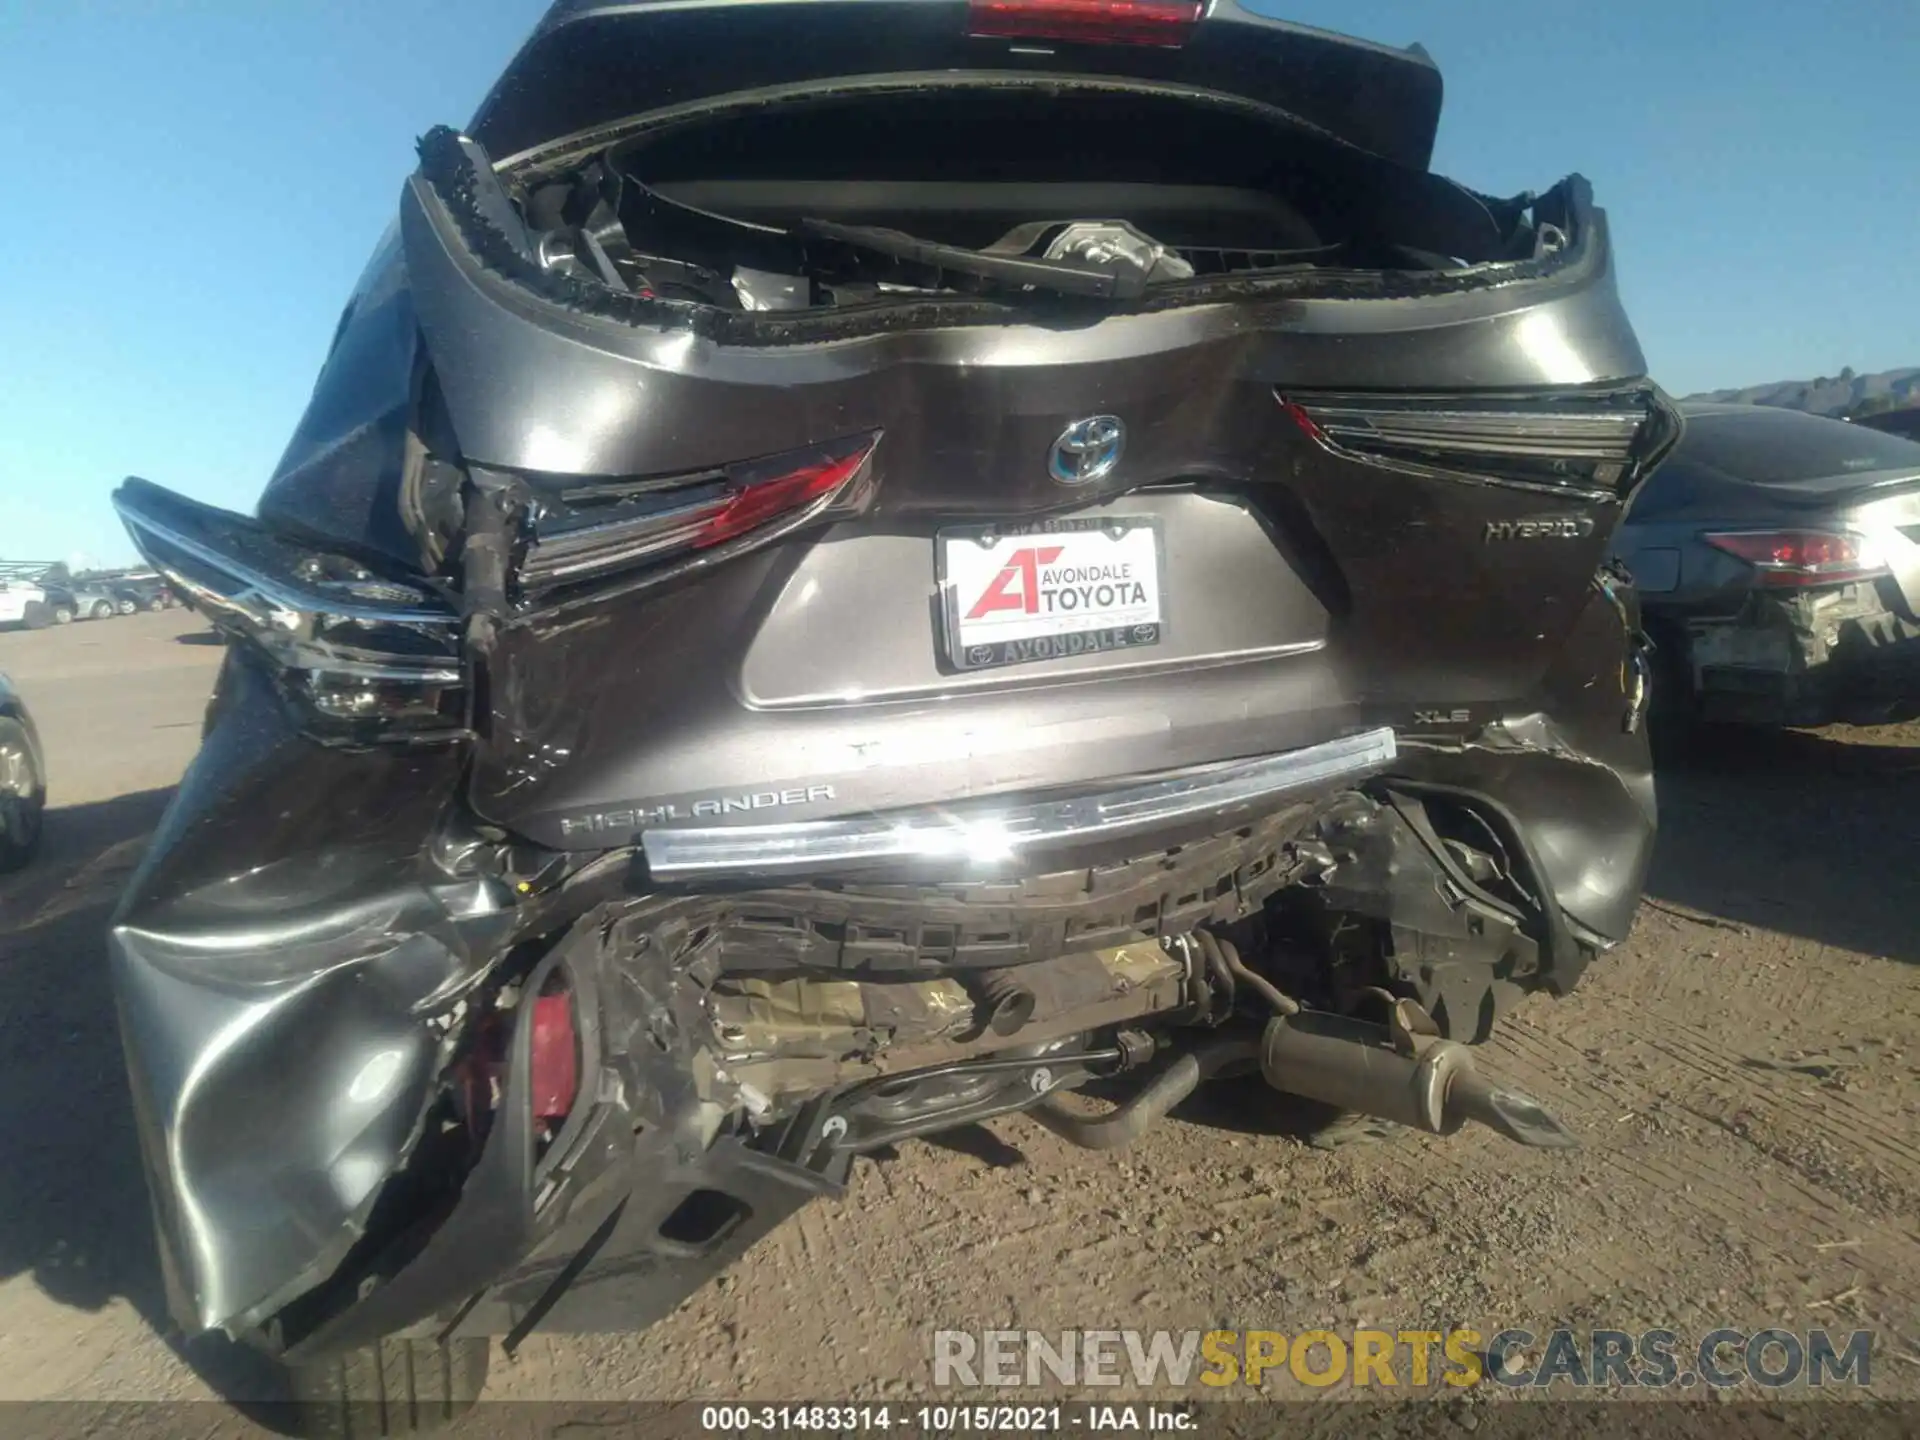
[1258,1000,1578,1150]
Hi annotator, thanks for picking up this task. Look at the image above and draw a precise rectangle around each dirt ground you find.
[2,610,1917,1415]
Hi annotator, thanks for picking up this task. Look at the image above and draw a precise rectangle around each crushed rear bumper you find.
[112,595,1653,1359]
[1687,583,1920,726]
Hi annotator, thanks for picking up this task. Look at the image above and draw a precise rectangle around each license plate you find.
[937,515,1165,671]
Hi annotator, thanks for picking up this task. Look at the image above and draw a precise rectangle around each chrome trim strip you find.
[642,726,1397,879]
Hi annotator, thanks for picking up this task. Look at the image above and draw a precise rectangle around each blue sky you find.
[1,1,1915,567]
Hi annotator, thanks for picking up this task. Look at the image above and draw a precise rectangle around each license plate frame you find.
[935,514,1167,673]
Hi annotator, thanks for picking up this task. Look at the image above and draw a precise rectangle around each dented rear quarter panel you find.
[110,654,495,1331]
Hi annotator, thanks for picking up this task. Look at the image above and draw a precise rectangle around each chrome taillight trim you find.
[114,496,458,634]
[519,492,725,589]
[518,433,884,598]
[641,727,1397,879]
[1299,404,1645,461]
[1281,388,1674,499]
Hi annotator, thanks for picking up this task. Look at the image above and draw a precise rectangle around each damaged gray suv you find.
[108,0,1678,1428]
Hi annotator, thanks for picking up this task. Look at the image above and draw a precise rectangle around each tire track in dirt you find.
[1497,1006,1920,1242]
[1499,950,1920,1230]
[1465,976,1920,1364]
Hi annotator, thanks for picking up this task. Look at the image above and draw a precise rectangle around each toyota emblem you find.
[1049,415,1126,485]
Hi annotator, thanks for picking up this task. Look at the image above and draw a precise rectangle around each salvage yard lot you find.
[1,610,1917,1408]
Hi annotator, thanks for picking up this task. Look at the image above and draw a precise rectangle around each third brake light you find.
[966,0,1203,47]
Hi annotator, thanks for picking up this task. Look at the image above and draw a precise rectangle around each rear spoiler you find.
[473,0,1445,172]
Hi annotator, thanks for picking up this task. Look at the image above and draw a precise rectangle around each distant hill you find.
[1684,366,1920,420]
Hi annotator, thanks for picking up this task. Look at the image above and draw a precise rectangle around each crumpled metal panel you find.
[109,652,489,1334]
[112,921,458,1331]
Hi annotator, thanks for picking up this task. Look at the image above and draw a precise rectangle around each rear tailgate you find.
[377,16,1676,851]
[399,153,1670,847]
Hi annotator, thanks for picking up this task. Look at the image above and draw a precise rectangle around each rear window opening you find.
[489,81,1577,320]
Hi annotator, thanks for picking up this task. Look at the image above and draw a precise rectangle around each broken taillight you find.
[530,982,580,1129]
[1280,390,1678,496]
[1703,529,1889,587]
[967,0,1203,47]
[454,974,582,1157]
[112,476,465,739]
[519,432,882,597]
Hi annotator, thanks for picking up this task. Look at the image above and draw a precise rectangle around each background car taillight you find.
[517,431,882,598]
[1703,529,1889,587]
[1279,388,1682,496]
[966,0,1202,47]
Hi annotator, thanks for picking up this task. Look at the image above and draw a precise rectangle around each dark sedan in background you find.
[1615,403,1920,734]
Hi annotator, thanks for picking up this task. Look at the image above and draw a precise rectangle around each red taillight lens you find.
[530,988,579,1127]
[967,0,1202,47]
[1279,388,1678,496]
[1703,530,1888,587]
[691,447,870,551]
[1279,400,1326,444]
[520,432,882,596]
[453,978,581,1156]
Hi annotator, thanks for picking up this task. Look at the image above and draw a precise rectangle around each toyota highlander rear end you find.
[107,2,1677,1426]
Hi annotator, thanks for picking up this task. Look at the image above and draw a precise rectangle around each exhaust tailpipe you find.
[1258,1003,1577,1150]
[1028,1034,1257,1152]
